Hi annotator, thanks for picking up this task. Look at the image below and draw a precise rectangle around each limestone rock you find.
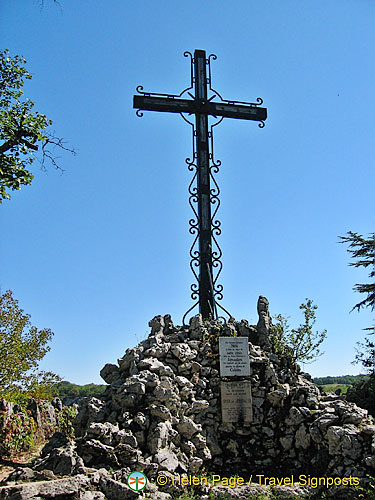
[99,475,138,499]
[27,398,42,428]
[295,424,311,449]
[149,315,165,335]
[170,344,196,362]
[327,425,362,459]
[147,422,171,454]
[0,475,91,499]
[154,448,179,472]
[256,295,272,349]
[176,416,201,439]
[100,363,120,384]
[138,357,164,372]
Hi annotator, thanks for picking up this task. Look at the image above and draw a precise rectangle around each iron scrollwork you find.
[180,53,233,324]
[134,50,266,325]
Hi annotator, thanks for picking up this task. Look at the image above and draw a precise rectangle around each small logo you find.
[127,471,147,492]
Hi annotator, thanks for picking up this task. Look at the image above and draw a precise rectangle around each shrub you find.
[57,405,78,439]
[346,376,375,416]
[0,407,37,456]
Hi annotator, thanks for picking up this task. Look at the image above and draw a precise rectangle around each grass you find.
[320,384,349,394]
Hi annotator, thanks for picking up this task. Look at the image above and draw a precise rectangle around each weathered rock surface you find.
[0,474,91,499]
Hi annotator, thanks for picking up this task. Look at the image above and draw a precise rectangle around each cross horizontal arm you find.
[133,95,267,122]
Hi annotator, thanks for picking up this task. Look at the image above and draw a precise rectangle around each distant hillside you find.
[53,381,107,399]
[313,374,369,386]
[52,376,369,400]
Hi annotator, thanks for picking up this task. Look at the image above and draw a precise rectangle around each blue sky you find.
[1,0,374,383]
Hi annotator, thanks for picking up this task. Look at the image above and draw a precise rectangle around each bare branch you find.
[40,132,76,171]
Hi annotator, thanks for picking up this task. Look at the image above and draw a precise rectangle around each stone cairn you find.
[1,296,375,500]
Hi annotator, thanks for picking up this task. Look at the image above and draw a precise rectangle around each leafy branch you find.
[339,231,375,313]
[270,299,327,364]
[0,48,75,202]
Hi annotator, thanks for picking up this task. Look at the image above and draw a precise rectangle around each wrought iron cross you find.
[133,49,267,322]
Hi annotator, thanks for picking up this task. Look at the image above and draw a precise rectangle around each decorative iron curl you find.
[135,109,143,117]
[212,220,222,236]
[210,161,221,173]
[258,120,265,128]
[190,248,200,265]
[225,97,264,107]
[183,51,194,88]
[188,218,199,234]
[209,166,221,197]
[211,235,223,268]
[190,283,199,299]
[211,205,221,226]
[185,157,196,172]
[212,255,223,273]
[189,248,200,291]
[213,283,224,301]
[182,300,199,326]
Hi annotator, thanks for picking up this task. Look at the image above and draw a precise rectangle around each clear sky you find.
[1,0,374,384]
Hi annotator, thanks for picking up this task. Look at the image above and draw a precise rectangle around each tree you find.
[270,299,327,364]
[0,49,74,203]
[0,290,60,398]
[340,231,375,415]
[339,231,375,314]
[339,231,374,364]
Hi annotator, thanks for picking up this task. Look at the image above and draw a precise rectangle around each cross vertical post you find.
[194,50,215,318]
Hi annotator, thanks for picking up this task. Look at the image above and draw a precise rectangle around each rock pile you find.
[2,297,375,499]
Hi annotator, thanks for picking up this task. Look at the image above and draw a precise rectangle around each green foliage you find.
[268,314,294,359]
[356,475,375,500]
[0,400,78,458]
[57,405,78,438]
[346,376,375,416]
[354,337,375,375]
[270,299,327,364]
[0,49,74,202]
[0,290,60,398]
[0,408,36,456]
[339,231,375,314]
[313,374,369,385]
[53,381,106,399]
[320,384,349,394]
[339,231,374,403]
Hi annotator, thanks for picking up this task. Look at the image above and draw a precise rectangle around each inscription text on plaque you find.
[219,337,250,377]
[221,381,252,423]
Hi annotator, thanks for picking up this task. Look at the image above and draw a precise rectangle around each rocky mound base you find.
[1,299,374,499]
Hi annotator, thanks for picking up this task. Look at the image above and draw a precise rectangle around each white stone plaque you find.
[221,381,252,423]
[219,337,250,377]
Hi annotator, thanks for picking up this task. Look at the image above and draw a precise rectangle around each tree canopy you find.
[0,48,74,202]
[339,231,375,313]
[339,231,374,413]
[0,290,60,399]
